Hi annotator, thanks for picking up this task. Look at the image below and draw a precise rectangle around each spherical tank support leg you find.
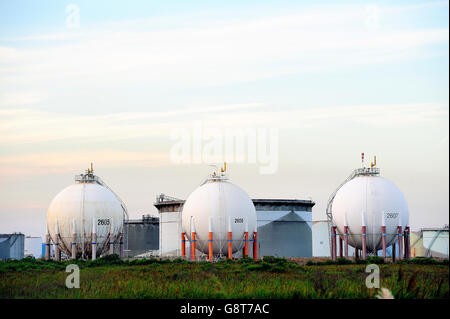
[253,232,258,260]
[181,232,186,258]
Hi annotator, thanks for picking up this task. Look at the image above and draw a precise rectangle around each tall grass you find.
[0,255,448,299]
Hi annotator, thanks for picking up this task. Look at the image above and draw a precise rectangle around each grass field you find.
[0,256,448,299]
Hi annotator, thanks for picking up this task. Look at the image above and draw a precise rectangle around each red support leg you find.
[405,226,411,260]
[331,226,335,260]
[253,232,258,260]
[397,226,403,261]
[208,231,213,262]
[181,232,186,258]
[344,225,348,258]
[361,226,367,260]
[191,231,196,261]
[244,231,249,258]
[381,226,387,258]
[228,231,233,259]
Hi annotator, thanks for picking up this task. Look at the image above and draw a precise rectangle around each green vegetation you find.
[0,255,448,299]
[305,256,448,266]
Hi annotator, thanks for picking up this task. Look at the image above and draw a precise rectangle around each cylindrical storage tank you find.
[47,173,125,258]
[331,175,409,252]
[181,178,257,256]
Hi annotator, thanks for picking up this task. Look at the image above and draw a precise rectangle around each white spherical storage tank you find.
[47,168,126,258]
[331,175,409,252]
[181,173,257,257]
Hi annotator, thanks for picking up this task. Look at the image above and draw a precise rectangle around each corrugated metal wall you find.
[0,234,25,260]
[124,220,159,257]
[423,230,449,258]
[257,211,312,257]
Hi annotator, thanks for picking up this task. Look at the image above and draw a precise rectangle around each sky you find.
[0,0,448,238]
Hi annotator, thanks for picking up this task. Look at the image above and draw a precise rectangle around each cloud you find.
[0,91,48,107]
[0,102,446,148]
[0,103,265,145]
[0,150,170,177]
[0,3,448,88]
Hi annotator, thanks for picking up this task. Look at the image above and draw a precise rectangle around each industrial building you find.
[0,233,25,260]
[312,220,331,257]
[410,226,449,258]
[155,194,314,259]
[123,215,159,258]
[24,236,42,258]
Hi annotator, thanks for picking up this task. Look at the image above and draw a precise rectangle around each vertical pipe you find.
[208,216,213,262]
[253,225,258,260]
[181,232,186,257]
[330,226,334,260]
[381,213,386,258]
[71,219,77,259]
[334,226,337,259]
[55,220,61,261]
[244,220,249,258]
[109,219,114,255]
[332,226,337,260]
[227,216,233,259]
[405,226,411,260]
[45,232,50,260]
[392,242,396,262]
[344,213,348,258]
[92,217,97,260]
[361,212,367,260]
[397,225,403,261]
[119,232,124,258]
[403,228,407,259]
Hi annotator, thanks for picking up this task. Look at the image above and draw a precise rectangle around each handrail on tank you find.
[74,171,129,222]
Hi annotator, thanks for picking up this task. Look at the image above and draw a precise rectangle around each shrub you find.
[172,258,188,264]
[366,256,385,264]
[262,256,288,264]
[336,257,353,265]
[354,258,367,265]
